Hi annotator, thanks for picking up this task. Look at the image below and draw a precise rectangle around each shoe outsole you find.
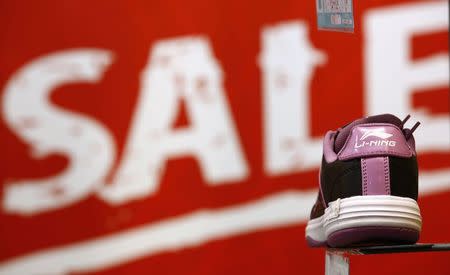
[327,226,419,247]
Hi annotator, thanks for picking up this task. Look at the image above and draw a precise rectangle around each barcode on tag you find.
[316,0,354,32]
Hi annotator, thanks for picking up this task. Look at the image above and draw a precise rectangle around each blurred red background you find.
[0,0,448,274]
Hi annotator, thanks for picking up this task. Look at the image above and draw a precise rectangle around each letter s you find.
[2,49,115,215]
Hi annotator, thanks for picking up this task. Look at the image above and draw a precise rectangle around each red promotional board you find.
[0,0,449,274]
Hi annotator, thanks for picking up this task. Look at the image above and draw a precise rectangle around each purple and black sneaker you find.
[305,114,422,248]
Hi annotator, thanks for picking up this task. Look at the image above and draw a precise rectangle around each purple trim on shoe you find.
[323,130,338,163]
[306,236,327,247]
[361,157,391,195]
[334,114,403,153]
[337,123,413,161]
[327,226,420,248]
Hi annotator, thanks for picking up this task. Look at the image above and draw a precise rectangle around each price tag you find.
[316,0,354,32]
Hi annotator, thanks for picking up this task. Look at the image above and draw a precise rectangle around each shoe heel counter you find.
[322,123,418,204]
[323,155,418,204]
[325,155,419,201]
[333,123,418,200]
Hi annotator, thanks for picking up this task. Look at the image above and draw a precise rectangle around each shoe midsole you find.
[305,195,422,242]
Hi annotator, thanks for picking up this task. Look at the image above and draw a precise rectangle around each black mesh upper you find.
[389,156,419,200]
[320,157,362,205]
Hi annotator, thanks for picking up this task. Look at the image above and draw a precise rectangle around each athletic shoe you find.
[305,114,422,247]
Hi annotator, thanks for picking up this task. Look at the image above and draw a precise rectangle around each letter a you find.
[100,37,249,203]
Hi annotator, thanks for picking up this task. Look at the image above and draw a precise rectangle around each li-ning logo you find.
[354,128,396,149]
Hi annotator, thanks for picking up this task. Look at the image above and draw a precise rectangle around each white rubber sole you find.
[305,195,422,247]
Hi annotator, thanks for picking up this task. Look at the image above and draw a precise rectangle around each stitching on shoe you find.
[361,158,368,195]
[383,156,391,195]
